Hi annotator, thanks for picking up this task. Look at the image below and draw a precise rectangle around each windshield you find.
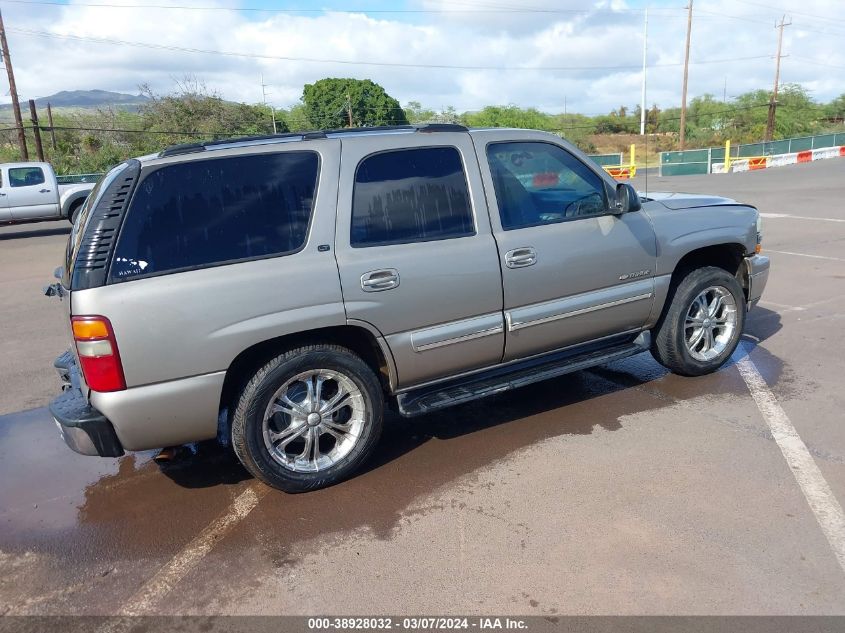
[63,163,128,288]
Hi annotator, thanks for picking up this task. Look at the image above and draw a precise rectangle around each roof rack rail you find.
[417,123,469,133]
[157,124,470,158]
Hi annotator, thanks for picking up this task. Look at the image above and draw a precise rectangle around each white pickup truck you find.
[0,162,96,225]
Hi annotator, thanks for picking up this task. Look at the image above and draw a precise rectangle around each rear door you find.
[7,164,57,220]
[334,132,504,389]
[473,131,657,362]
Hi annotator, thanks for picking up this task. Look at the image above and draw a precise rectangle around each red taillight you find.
[71,316,126,392]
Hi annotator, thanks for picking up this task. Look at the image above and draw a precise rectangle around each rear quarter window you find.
[110,152,319,280]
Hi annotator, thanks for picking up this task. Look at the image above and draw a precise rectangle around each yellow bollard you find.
[629,144,636,177]
[724,139,731,173]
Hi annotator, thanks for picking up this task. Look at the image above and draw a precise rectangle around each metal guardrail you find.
[56,173,104,184]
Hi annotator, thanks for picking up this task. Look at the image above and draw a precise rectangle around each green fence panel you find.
[587,153,622,167]
[660,162,710,176]
[661,149,709,165]
[812,134,837,149]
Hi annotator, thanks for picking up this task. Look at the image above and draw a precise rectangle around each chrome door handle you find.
[361,268,400,292]
[40,188,51,193]
[505,247,537,268]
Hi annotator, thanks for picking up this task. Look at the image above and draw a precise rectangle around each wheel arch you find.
[650,242,749,331]
[671,242,748,295]
[218,323,396,423]
[60,191,90,218]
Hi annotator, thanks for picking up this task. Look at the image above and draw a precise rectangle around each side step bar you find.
[396,331,651,417]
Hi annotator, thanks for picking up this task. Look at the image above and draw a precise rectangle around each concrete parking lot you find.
[1,158,844,615]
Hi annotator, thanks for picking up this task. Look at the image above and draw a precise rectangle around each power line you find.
[6,27,774,71]
[0,0,684,14]
[732,0,845,24]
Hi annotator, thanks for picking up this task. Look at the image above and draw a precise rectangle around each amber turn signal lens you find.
[755,243,762,254]
[72,318,110,340]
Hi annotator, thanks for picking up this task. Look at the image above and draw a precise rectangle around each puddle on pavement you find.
[0,314,794,573]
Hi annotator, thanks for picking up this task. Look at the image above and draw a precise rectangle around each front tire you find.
[651,266,746,376]
[231,344,384,493]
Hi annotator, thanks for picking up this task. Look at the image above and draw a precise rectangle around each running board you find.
[396,331,651,417]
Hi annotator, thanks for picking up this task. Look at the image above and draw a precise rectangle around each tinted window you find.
[351,147,474,247]
[111,152,318,280]
[487,142,608,230]
[9,166,45,187]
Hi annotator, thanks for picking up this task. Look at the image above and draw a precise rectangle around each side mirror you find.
[615,183,642,214]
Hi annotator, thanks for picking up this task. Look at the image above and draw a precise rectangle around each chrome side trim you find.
[507,292,653,332]
[410,312,504,353]
[396,328,643,394]
[413,325,504,352]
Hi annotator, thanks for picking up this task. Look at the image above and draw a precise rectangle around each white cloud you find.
[0,0,842,114]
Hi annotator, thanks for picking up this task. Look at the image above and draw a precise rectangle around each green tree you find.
[139,79,286,147]
[302,78,408,128]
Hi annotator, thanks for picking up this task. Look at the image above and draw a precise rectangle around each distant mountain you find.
[35,89,150,108]
[0,89,150,111]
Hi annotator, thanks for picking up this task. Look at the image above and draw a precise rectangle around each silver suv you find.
[49,124,769,492]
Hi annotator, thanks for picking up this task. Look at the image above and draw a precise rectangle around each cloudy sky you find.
[1,0,843,115]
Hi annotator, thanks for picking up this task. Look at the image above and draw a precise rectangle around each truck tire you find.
[68,199,85,225]
[231,344,384,493]
[651,266,746,377]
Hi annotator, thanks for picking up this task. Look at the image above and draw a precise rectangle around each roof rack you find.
[157,123,470,158]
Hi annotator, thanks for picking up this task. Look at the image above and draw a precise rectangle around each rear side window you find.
[351,147,474,247]
[111,152,318,280]
[9,166,45,187]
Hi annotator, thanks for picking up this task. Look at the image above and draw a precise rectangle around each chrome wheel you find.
[684,285,737,362]
[262,369,366,473]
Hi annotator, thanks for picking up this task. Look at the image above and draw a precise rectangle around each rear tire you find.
[651,266,746,376]
[68,200,84,225]
[231,344,384,493]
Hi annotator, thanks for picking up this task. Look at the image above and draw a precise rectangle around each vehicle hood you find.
[640,191,748,210]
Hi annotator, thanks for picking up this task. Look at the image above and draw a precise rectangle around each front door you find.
[475,135,657,362]
[334,133,504,389]
[6,165,55,220]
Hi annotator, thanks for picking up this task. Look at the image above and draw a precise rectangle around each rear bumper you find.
[745,254,770,310]
[50,388,124,457]
[50,351,124,458]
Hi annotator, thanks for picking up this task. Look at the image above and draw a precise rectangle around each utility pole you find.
[46,102,57,150]
[28,99,43,161]
[260,74,277,134]
[679,0,693,150]
[346,93,353,127]
[0,9,28,160]
[765,15,791,142]
[640,7,648,136]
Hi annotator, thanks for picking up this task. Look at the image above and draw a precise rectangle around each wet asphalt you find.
[1,158,844,615]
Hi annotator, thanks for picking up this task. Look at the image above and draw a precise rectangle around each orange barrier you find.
[797,150,812,163]
[840,146,845,157]
[748,156,768,170]
[605,167,631,180]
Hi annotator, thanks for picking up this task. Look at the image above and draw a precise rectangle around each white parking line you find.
[735,343,845,574]
[761,213,845,223]
[118,484,264,616]
[766,249,845,262]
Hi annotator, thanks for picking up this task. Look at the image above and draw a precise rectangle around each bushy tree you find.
[139,78,286,147]
[302,78,408,129]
